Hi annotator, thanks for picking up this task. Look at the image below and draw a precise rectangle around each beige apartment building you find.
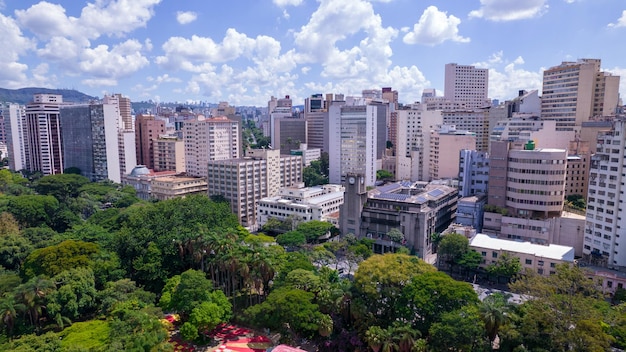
[183,116,239,178]
[206,149,302,229]
[153,135,185,173]
[151,175,208,201]
[428,125,476,180]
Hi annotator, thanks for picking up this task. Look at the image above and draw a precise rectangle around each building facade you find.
[183,116,239,178]
[135,114,165,170]
[428,125,476,181]
[24,94,64,175]
[458,149,490,198]
[153,135,185,173]
[151,176,208,200]
[444,63,489,109]
[2,103,27,171]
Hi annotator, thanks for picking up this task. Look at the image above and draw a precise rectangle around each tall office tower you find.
[541,59,620,131]
[207,149,302,229]
[103,94,136,176]
[135,114,165,169]
[0,106,6,145]
[584,117,626,269]
[382,87,399,155]
[24,94,64,175]
[273,118,307,154]
[458,149,490,197]
[395,104,443,181]
[328,98,387,187]
[183,116,239,178]
[428,125,476,181]
[153,135,185,173]
[441,110,491,152]
[444,63,489,109]
[2,103,27,171]
[61,103,129,182]
[304,93,333,153]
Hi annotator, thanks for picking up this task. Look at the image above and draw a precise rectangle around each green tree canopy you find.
[7,194,59,228]
[22,240,99,278]
[438,232,469,266]
[33,174,90,201]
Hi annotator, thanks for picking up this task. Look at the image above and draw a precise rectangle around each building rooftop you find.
[470,233,575,262]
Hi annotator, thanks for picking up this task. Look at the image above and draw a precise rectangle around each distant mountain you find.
[0,87,97,104]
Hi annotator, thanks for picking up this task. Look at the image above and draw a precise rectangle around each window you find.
[481,251,487,256]
[492,252,498,258]
[525,259,532,265]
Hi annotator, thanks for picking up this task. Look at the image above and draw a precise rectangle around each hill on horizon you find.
[0,87,97,105]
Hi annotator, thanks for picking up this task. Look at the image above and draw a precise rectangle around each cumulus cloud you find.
[403,6,469,45]
[0,12,36,87]
[469,0,548,21]
[608,10,626,28]
[293,0,397,80]
[472,52,543,101]
[273,0,304,7]
[78,39,150,83]
[176,11,197,25]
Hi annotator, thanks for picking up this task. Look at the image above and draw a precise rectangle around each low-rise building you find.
[469,233,575,276]
[122,165,177,200]
[256,184,344,227]
[151,175,208,201]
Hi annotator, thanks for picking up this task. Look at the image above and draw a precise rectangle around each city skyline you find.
[0,0,625,106]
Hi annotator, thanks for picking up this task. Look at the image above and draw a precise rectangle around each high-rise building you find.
[441,110,491,152]
[153,135,185,173]
[382,87,399,156]
[273,118,307,154]
[541,59,620,131]
[183,116,239,178]
[24,94,64,175]
[304,93,341,153]
[328,98,387,186]
[2,103,27,171]
[206,149,302,229]
[458,149,490,198]
[444,63,489,109]
[135,114,165,169]
[428,125,476,181]
[60,103,124,182]
[103,94,136,176]
[584,117,626,269]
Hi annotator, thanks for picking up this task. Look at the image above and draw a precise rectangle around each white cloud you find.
[176,11,197,25]
[604,66,626,98]
[78,39,150,83]
[293,0,397,81]
[0,12,36,87]
[16,0,161,42]
[37,36,80,61]
[403,6,470,45]
[469,0,548,21]
[472,52,543,101]
[273,0,303,7]
[82,78,118,87]
[608,10,626,28]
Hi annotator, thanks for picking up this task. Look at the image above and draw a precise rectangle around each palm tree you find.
[392,324,419,352]
[0,294,25,337]
[16,276,55,331]
[365,325,387,352]
[479,293,512,348]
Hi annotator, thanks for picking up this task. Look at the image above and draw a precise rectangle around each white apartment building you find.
[396,105,443,181]
[2,103,27,171]
[541,59,620,131]
[470,233,575,276]
[207,149,302,229]
[290,143,321,167]
[328,99,387,187]
[584,118,626,269]
[256,184,345,227]
[444,63,489,109]
[183,116,239,178]
[458,149,490,198]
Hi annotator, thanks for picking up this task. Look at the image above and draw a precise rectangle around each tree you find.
[458,249,483,274]
[296,220,336,243]
[364,325,387,352]
[397,271,479,335]
[0,294,25,337]
[486,252,522,282]
[33,174,90,202]
[15,276,56,331]
[0,233,33,271]
[7,195,59,228]
[107,308,170,351]
[510,264,612,351]
[385,228,404,243]
[479,293,513,346]
[22,240,99,278]
[376,170,394,181]
[437,232,469,268]
[429,306,489,352]
[0,212,20,236]
[276,230,306,247]
[47,267,98,321]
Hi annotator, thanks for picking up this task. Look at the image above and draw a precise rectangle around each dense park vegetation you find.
[0,168,624,351]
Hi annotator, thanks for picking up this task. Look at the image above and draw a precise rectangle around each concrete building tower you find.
[444,63,489,109]
[60,103,126,182]
[183,116,239,178]
[428,125,476,180]
[584,117,626,269]
[24,94,64,175]
[541,59,620,131]
[135,114,165,170]
[2,103,27,172]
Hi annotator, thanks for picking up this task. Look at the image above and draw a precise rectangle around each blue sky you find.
[0,0,624,106]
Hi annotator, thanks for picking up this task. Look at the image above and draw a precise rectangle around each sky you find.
[0,0,625,107]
